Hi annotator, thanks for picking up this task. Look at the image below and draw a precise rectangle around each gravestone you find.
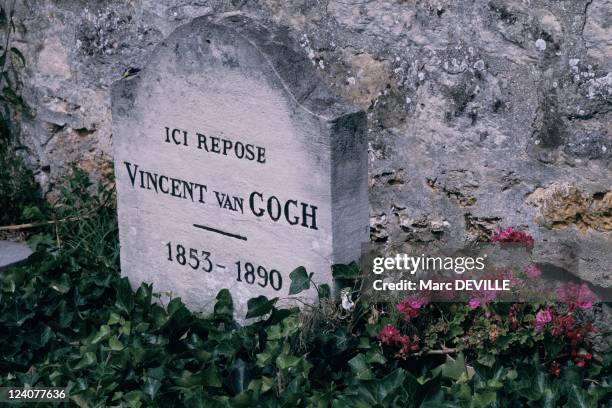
[111,13,368,320]
[0,241,32,271]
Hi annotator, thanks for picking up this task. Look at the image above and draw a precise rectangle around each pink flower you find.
[396,295,428,321]
[491,227,534,248]
[557,283,596,311]
[525,264,542,279]
[552,314,575,337]
[395,335,420,358]
[378,324,401,345]
[535,309,553,331]
[468,298,481,309]
[377,325,420,359]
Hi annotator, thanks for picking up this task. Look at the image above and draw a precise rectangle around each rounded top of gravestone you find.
[112,12,361,122]
[0,241,33,270]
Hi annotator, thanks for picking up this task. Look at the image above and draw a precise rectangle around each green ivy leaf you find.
[348,354,374,380]
[373,369,407,403]
[135,283,153,306]
[2,86,21,105]
[202,365,223,388]
[245,296,277,319]
[332,262,360,279]
[280,315,301,337]
[318,283,331,299]
[10,47,25,66]
[276,353,301,370]
[472,392,497,408]
[564,384,597,408]
[107,312,123,326]
[288,266,310,295]
[123,390,145,408]
[143,367,164,399]
[432,353,468,381]
[114,279,134,315]
[49,273,71,294]
[256,351,273,368]
[214,289,233,318]
[91,325,111,344]
[73,352,96,370]
[476,353,496,368]
[109,336,124,351]
[365,350,386,365]
[542,388,558,408]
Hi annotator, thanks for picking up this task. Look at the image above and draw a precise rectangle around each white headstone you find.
[0,241,32,271]
[112,13,368,320]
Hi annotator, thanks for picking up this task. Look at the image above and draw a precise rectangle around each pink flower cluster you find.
[556,283,596,311]
[535,309,553,331]
[378,324,420,359]
[378,324,402,344]
[468,298,481,309]
[491,227,534,248]
[468,288,499,309]
[396,295,428,321]
[551,314,575,337]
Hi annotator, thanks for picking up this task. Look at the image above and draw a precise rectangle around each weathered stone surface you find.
[111,13,368,319]
[527,184,612,233]
[11,0,612,287]
[0,241,32,271]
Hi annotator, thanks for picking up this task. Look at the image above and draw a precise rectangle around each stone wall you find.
[12,0,612,287]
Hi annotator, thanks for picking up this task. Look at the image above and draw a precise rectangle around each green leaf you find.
[318,283,331,299]
[476,353,496,367]
[564,384,597,408]
[265,323,283,341]
[374,369,407,403]
[365,350,386,365]
[73,352,96,370]
[22,205,43,220]
[288,266,310,295]
[107,312,123,325]
[256,351,273,367]
[332,262,360,279]
[505,369,518,380]
[281,315,301,337]
[2,86,21,105]
[91,325,111,344]
[10,47,25,66]
[231,391,255,407]
[109,336,124,351]
[348,354,374,380]
[276,353,301,370]
[358,336,372,349]
[542,388,559,408]
[245,295,277,319]
[39,324,54,347]
[472,392,497,408]
[432,353,468,381]
[143,367,164,399]
[214,289,233,318]
[202,365,223,388]
[135,283,153,306]
[124,390,145,408]
[114,279,134,315]
[49,273,71,294]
